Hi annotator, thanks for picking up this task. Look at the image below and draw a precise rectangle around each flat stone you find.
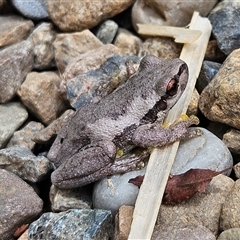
[0,169,43,240]
[114,28,142,55]
[6,121,44,150]
[11,0,48,20]
[209,1,240,55]
[53,30,103,74]
[220,179,240,230]
[199,49,240,129]
[50,185,92,212]
[0,40,34,103]
[0,145,53,182]
[218,228,240,240]
[96,20,118,44]
[0,15,34,47]
[17,71,68,125]
[28,209,113,239]
[0,102,28,148]
[157,174,234,236]
[47,0,135,31]
[29,22,56,70]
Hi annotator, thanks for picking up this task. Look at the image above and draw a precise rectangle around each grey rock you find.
[0,39,34,103]
[157,174,234,236]
[0,102,28,148]
[220,179,240,230]
[6,121,44,150]
[152,223,216,240]
[196,60,221,93]
[11,0,48,20]
[96,20,118,44]
[29,22,56,70]
[218,228,240,240]
[0,15,34,47]
[67,55,140,109]
[209,1,240,55]
[50,185,92,212]
[28,209,113,239]
[0,145,53,182]
[0,169,43,240]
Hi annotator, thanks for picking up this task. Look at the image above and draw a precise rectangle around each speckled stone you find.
[218,228,240,240]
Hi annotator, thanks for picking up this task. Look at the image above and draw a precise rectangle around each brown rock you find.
[0,169,43,240]
[138,37,182,59]
[223,129,240,155]
[220,179,240,230]
[114,205,134,240]
[187,88,199,116]
[53,30,103,74]
[199,49,240,129]
[205,40,226,62]
[0,15,34,47]
[0,40,34,103]
[47,0,135,31]
[114,28,142,56]
[234,162,240,179]
[17,71,67,125]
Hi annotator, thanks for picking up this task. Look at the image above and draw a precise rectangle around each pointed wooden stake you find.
[128,12,212,240]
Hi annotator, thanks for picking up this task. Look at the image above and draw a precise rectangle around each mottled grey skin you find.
[48,55,199,188]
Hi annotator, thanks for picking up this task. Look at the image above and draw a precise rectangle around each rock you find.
[218,228,240,240]
[196,60,221,93]
[0,145,53,182]
[114,28,142,55]
[138,37,182,59]
[0,15,34,47]
[0,40,34,103]
[157,174,234,236]
[114,205,134,240]
[0,169,43,240]
[17,71,68,125]
[132,0,217,30]
[6,121,44,150]
[205,40,226,62]
[33,109,74,144]
[47,0,135,31]
[186,89,199,116]
[152,223,216,240]
[209,1,240,55]
[11,0,48,20]
[233,162,240,179]
[67,55,140,109]
[53,30,103,74]
[0,102,28,148]
[28,209,113,239]
[199,49,240,129]
[50,185,92,212]
[96,20,119,44]
[29,22,56,70]
[93,166,146,215]
[223,129,240,155]
[220,179,240,230]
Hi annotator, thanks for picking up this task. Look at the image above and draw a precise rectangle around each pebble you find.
[223,129,240,155]
[0,15,33,47]
[6,121,44,150]
[233,162,240,179]
[47,0,135,31]
[199,49,240,129]
[96,20,119,44]
[0,102,28,148]
[205,40,226,62]
[28,209,113,239]
[218,228,240,240]
[0,39,34,103]
[132,0,217,30]
[0,145,53,182]
[209,0,240,55]
[11,0,48,20]
[0,169,43,240]
[50,185,92,212]
[17,71,67,125]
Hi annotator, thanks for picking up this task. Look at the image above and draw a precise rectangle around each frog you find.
[48,54,200,189]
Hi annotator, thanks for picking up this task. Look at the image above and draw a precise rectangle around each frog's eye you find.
[166,78,179,96]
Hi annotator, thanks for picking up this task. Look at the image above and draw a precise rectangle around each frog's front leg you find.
[132,115,201,148]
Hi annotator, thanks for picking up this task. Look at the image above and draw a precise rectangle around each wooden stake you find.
[128,12,212,240]
[136,24,202,43]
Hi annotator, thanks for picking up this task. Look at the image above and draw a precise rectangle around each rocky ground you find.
[1,0,240,239]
